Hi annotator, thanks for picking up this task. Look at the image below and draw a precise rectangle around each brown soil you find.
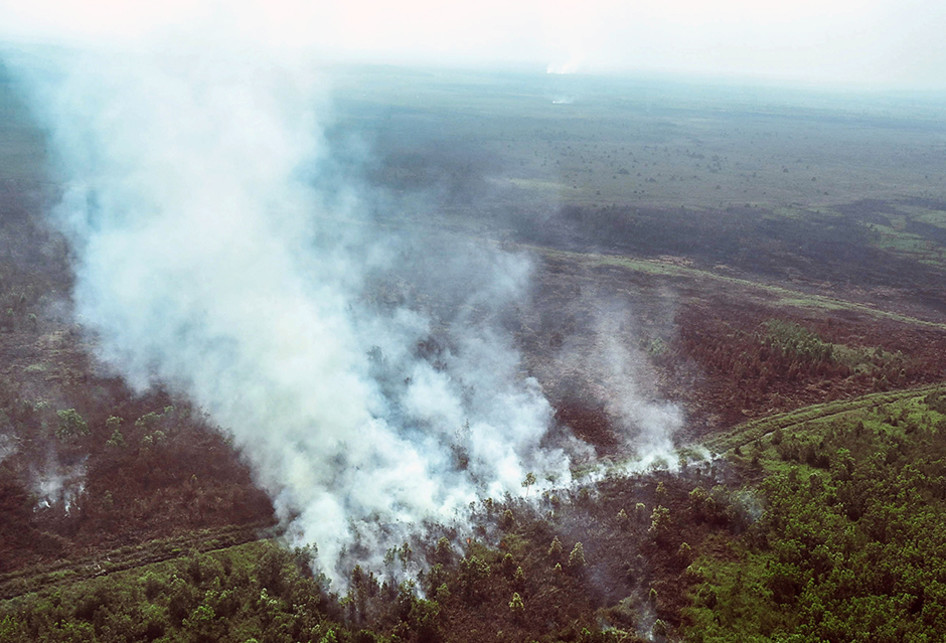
[519,250,946,450]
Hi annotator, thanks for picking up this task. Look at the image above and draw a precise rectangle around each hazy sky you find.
[2,0,944,88]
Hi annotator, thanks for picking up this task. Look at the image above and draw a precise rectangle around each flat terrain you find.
[329,66,946,445]
[2,63,946,641]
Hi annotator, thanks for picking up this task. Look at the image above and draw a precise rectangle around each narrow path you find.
[701,382,946,455]
[0,521,274,601]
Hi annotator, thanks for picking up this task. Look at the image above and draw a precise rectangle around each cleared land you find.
[2,63,946,641]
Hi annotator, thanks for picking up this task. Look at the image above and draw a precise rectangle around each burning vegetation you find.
[3,8,946,642]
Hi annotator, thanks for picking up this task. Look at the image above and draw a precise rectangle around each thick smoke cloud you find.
[2,4,691,582]
[6,38,579,579]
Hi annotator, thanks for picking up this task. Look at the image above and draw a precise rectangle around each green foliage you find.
[0,615,24,640]
[134,411,161,432]
[501,552,516,576]
[925,389,946,415]
[397,541,413,567]
[547,536,564,561]
[105,427,125,448]
[655,481,667,501]
[684,393,946,641]
[459,554,491,600]
[509,592,524,612]
[513,565,525,589]
[56,408,89,441]
[522,472,537,491]
[761,319,833,363]
[406,594,440,642]
[0,541,344,643]
[648,505,671,544]
[568,542,586,570]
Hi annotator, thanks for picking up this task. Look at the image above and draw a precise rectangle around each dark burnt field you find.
[336,67,946,452]
[3,65,946,641]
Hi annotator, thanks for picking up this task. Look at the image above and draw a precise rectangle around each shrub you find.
[56,408,89,441]
[568,542,586,570]
[509,592,524,613]
[548,536,564,561]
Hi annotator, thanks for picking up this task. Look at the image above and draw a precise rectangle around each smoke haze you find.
[4,38,584,579]
[0,5,690,581]
[2,0,943,88]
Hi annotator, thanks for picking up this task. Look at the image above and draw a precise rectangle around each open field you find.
[331,66,946,211]
[3,62,946,640]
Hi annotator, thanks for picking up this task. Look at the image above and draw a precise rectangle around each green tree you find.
[509,592,524,622]
[106,427,125,448]
[548,536,564,562]
[648,505,671,545]
[568,542,586,571]
[56,408,89,441]
[521,472,537,494]
[459,555,491,600]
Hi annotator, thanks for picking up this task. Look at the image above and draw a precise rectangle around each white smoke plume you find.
[2,2,692,583]
[32,458,86,515]
[3,26,578,579]
[595,314,681,472]
[550,296,682,473]
[0,432,16,465]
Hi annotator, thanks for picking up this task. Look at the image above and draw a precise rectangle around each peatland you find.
[2,65,946,641]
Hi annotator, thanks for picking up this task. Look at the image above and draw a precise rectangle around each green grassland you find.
[704,384,946,457]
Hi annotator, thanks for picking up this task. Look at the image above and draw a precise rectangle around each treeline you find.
[0,520,655,643]
[0,542,349,643]
[673,313,936,423]
[683,390,946,641]
[1,461,752,642]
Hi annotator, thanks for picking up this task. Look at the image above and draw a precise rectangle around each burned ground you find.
[3,66,946,641]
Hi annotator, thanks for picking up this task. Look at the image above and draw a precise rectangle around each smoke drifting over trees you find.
[2,9,681,581]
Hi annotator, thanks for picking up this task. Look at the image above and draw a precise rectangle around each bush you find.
[56,408,89,441]
[568,542,586,571]
[548,536,564,561]
[508,592,524,614]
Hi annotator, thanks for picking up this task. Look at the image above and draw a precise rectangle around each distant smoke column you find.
[14,46,572,579]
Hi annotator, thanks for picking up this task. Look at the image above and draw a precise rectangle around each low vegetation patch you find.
[684,389,946,641]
